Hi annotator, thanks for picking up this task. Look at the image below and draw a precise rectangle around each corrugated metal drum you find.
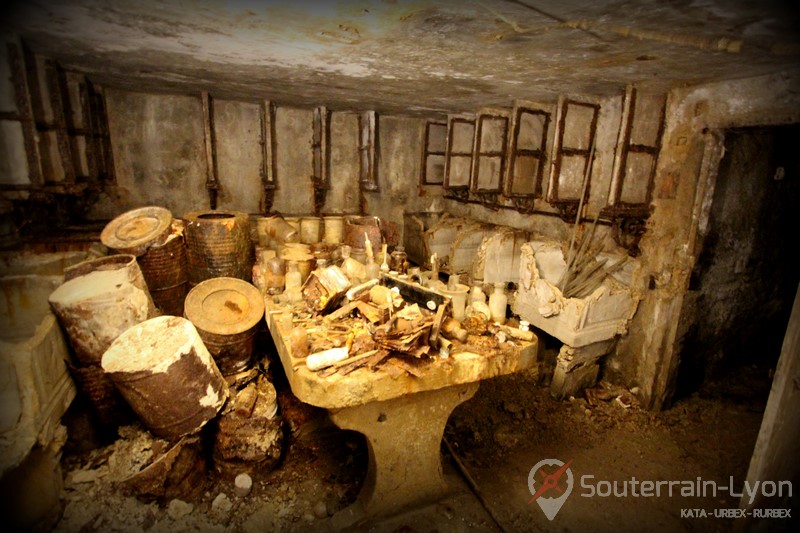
[100,206,173,257]
[183,277,264,376]
[137,225,189,316]
[183,210,253,286]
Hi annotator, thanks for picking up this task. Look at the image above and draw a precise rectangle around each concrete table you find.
[263,298,537,529]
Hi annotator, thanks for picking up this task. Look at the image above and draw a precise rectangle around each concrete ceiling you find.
[4,0,800,116]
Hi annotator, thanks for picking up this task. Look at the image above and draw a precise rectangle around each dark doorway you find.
[675,124,800,402]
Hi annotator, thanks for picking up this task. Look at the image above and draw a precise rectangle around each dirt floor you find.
[48,343,779,533]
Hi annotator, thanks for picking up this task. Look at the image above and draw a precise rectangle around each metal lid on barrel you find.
[101,206,173,256]
[184,277,264,335]
[184,277,265,375]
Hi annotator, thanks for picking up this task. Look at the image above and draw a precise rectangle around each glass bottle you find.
[265,256,286,295]
[340,244,366,282]
[428,253,439,288]
[489,282,508,325]
[380,243,390,273]
[365,253,381,280]
[285,262,303,303]
[390,246,408,274]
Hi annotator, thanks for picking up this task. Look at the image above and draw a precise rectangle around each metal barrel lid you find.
[101,206,173,256]
[184,277,264,335]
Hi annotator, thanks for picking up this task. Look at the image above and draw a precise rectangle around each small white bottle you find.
[469,284,486,305]
[488,282,508,325]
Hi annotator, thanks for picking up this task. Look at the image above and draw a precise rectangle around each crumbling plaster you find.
[607,72,800,409]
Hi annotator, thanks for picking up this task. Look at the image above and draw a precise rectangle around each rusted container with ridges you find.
[183,277,264,376]
[137,232,189,316]
[101,316,229,441]
[50,254,155,365]
[68,362,134,426]
[183,210,253,286]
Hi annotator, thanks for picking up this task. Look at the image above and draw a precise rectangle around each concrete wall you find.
[377,95,623,245]
[607,72,800,408]
[362,114,425,238]
[214,99,262,213]
[326,112,360,215]
[272,106,314,216]
[90,94,364,220]
[94,90,207,219]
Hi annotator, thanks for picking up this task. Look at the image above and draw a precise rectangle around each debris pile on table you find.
[258,246,535,379]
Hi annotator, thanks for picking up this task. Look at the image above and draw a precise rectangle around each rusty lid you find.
[101,206,173,256]
[184,277,264,335]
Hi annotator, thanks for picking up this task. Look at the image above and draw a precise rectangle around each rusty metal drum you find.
[100,206,173,257]
[101,315,229,441]
[137,226,189,316]
[67,361,135,426]
[183,210,253,286]
[343,216,382,251]
[183,277,264,376]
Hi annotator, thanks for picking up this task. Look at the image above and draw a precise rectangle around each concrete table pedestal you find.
[263,298,537,528]
[329,382,478,529]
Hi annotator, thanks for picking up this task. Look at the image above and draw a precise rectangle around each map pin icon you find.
[528,458,574,520]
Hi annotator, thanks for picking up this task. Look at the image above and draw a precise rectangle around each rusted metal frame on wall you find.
[201,91,220,210]
[470,113,508,208]
[548,98,600,221]
[78,80,98,181]
[420,120,447,185]
[442,115,475,201]
[259,100,277,213]
[602,87,666,255]
[606,86,667,218]
[45,59,75,184]
[90,85,115,183]
[311,106,331,215]
[356,110,378,215]
[358,110,378,192]
[7,42,43,187]
[47,61,77,184]
[504,106,551,212]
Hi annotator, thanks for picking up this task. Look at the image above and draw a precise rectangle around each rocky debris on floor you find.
[57,412,367,532]
[212,375,283,479]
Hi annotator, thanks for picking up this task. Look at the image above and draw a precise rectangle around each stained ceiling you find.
[4,0,800,115]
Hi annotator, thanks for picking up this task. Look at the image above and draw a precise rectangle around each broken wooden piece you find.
[324,300,361,322]
[356,301,390,324]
